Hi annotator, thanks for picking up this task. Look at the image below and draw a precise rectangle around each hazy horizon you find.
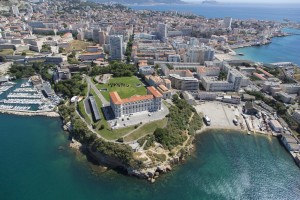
[183,0,300,3]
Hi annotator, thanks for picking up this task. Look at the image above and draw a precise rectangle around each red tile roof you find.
[110,92,122,104]
[253,72,267,81]
[257,67,274,78]
[109,86,162,105]
[147,86,163,98]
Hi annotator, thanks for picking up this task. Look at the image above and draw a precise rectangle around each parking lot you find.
[194,101,243,130]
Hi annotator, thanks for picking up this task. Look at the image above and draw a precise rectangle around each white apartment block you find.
[184,45,214,64]
[197,66,220,79]
[109,35,123,60]
[201,68,245,92]
[110,86,162,118]
[281,84,300,94]
[169,74,199,91]
[139,66,154,75]
[202,77,234,92]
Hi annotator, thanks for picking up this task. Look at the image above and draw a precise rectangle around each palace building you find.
[109,86,162,118]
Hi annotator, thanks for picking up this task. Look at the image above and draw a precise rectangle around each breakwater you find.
[0,108,60,117]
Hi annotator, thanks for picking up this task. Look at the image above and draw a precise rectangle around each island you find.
[1,0,300,182]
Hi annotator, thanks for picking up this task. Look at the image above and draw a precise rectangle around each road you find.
[86,76,109,106]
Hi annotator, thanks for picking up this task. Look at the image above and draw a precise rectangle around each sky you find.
[183,0,300,3]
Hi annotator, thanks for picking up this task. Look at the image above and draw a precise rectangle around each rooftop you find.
[110,86,162,105]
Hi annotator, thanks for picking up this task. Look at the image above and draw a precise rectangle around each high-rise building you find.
[204,46,215,61]
[227,69,243,91]
[224,17,232,29]
[109,35,123,60]
[92,29,100,43]
[157,23,167,40]
[11,5,19,17]
[99,31,106,46]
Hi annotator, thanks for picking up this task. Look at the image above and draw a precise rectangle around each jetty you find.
[0,108,59,117]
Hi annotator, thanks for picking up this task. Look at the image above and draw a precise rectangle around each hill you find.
[90,0,184,5]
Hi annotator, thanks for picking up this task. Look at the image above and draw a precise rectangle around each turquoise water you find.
[234,29,300,65]
[0,116,299,200]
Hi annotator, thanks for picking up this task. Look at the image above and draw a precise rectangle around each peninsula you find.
[1,0,300,182]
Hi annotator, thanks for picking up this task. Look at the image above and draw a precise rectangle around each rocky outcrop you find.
[69,139,82,150]
[87,148,129,170]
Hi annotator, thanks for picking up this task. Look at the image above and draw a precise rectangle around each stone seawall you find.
[0,109,60,117]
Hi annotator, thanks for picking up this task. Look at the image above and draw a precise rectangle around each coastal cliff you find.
[62,95,203,182]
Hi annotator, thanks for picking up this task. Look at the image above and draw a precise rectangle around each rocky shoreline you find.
[67,125,196,182]
[67,120,251,182]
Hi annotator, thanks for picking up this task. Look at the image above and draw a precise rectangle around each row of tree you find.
[89,61,137,77]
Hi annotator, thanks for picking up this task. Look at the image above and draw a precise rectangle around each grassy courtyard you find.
[95,76,147,101]
[66,40,94,52]
[0,49,14,56]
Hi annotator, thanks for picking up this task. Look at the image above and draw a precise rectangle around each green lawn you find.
[123,118,168,142]
[15,50,37,56]
[77,100,92,124]
[90,88,136,140]
[0,49,14,56]
[66,40,94,53]
[95,76,147,101]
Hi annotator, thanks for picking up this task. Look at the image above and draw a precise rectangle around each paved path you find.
[86,76,109,106]
[75,102,115,142]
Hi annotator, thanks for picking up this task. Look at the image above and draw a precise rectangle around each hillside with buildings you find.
[90,0,184,5]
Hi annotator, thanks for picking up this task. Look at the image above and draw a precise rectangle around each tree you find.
[62,23,68,28]
[59,47,65,53]
[0,56,6,62]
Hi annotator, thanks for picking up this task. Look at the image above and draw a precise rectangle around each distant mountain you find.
[202,0,218,4]
[89,0,185,5]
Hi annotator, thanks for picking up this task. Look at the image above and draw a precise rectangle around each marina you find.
[0,85,13,92]
[13,88,38,93]
[0,99,45,105]
[0,105,31,111]
[0,79,60,113]
[7,92,43,99]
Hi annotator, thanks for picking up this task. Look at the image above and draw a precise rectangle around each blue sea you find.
[0,117,300,200]
[234,28,300,65]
